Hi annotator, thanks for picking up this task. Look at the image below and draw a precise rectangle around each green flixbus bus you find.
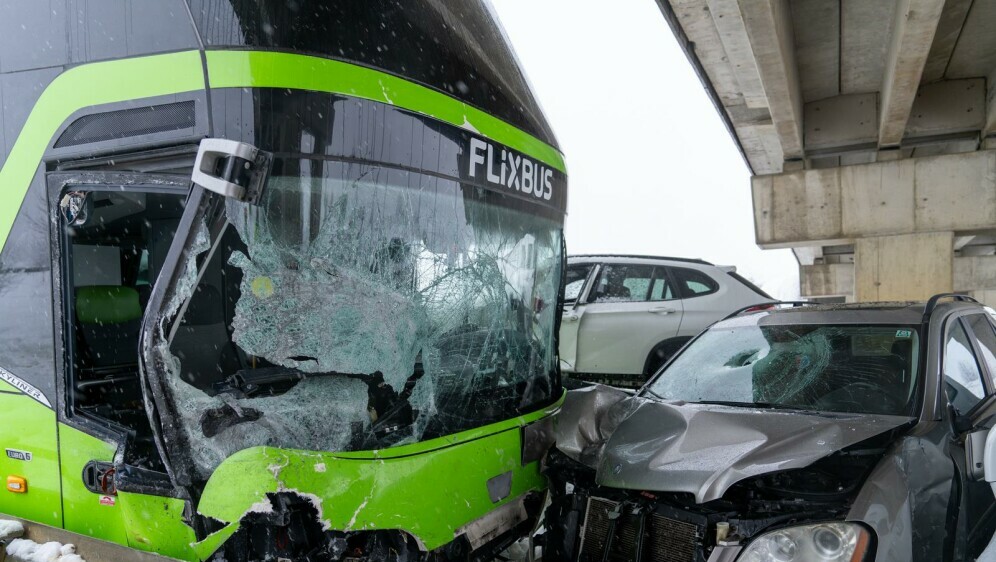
[0,2,567,560]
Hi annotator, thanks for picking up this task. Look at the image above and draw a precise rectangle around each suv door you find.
[559,262,597,372]
[668,266,725,337]
[573,263,682,378]
[944,314,996,558]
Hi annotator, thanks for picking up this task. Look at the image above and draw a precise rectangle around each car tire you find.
[643,338,690,376]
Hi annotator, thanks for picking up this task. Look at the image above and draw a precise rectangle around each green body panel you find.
[0,50,204,251]
[0,393,61,527]
[57,425,127,544]
[117,492,198,561]
[0,47,564,558]
[205,50,567,174]
[194,399,560,556]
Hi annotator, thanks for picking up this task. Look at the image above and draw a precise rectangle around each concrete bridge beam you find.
[752,149,996,247]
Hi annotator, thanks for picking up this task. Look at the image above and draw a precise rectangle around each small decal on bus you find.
[5,449,32,461]
[0,365,52,408]
[99,495,116,507]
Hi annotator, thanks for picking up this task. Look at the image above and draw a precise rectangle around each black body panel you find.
[187,0,558,147]
[210,88,567,215]
[0,174,55,396]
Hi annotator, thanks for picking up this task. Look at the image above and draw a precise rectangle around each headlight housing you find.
[737,522,872,561]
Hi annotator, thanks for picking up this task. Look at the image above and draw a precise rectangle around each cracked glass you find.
[646,322,920,416]
[154,159,562,477]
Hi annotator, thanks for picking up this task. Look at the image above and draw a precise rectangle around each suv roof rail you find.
[570,254,713,266]
[722,301,815,321]
[922,293,980,322]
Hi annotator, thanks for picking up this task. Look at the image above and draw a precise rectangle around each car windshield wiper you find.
[695,400,815,412]
[642,387,666,400]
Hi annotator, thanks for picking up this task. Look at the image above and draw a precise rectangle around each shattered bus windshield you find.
[645,322,920,416]
[156,160,562,477]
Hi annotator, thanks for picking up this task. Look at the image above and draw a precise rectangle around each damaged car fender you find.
[847,432,956,562]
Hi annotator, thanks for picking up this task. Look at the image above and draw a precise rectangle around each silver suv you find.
[560,254,773,386]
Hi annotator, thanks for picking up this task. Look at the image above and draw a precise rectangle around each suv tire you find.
[643,338,691,376]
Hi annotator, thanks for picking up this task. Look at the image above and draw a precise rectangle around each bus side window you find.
[61,189,185,467]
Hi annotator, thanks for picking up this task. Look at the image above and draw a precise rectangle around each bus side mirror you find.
[192,138,272,205]
[59,191,91,226]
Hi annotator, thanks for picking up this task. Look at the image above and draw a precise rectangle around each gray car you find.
[540,294,996,562]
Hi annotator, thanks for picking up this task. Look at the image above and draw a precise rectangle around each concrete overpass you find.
[656,0,996,304]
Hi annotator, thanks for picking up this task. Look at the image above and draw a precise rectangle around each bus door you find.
[50,172,189,541]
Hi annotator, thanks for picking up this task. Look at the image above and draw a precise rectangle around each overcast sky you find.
[490,0,800,299]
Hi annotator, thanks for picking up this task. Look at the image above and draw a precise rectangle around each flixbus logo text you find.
[468,138,553,201]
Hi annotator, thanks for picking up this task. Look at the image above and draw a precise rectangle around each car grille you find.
[578,497,699,562]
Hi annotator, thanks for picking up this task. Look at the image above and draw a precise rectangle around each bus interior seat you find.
[75,285,143,370]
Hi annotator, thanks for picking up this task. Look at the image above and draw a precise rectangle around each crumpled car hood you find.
[555,385,914,503]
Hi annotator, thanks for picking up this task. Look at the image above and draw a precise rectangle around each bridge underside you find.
[657,0,996,304]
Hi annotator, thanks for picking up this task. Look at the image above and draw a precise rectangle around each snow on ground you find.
[0,520,24,541]
[4,539,86,562]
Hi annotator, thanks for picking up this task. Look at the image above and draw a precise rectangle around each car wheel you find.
[644,339,688,376]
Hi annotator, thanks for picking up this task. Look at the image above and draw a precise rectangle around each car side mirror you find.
[967,429,988,480]
[953,410,973,433]
[984,426,996,486]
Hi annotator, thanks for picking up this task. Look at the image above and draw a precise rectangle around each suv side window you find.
[672,267,719,298]
[649,267,676,301]
[592,264,655,302]
[944,319,988,415]
[965,314,996,378]
[564,263,594,303]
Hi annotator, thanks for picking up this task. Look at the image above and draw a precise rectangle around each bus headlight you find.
[737,522,871,561]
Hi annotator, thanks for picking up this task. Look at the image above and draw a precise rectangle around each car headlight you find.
[737,522,871,561]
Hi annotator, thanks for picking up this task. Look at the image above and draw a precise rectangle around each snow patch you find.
[0,520,24,540]
[5,539,86,562]
[314,462,327,473]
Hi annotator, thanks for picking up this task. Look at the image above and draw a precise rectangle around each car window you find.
[649,267,676,301]
[564,263,594,303]
[593,264,654,302]
[944,320,987,415]
[966,314,996,379]
[672,267,719,298]
[646,323,919,416]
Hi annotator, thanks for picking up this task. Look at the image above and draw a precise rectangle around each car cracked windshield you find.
[155,160,562,477]
[645,318,920,416]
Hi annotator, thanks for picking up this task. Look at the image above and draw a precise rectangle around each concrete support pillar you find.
[800,263,854,299]
[854,232,953,301]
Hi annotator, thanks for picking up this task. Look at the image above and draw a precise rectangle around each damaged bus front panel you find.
[0,2,566,560]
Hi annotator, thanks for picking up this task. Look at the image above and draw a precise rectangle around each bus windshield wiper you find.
[214,366,370,397]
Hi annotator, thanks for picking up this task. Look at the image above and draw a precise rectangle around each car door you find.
[943,314,996,558]
[574,263,682,375]
[668,266,729,337]
[559,262,598,372]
